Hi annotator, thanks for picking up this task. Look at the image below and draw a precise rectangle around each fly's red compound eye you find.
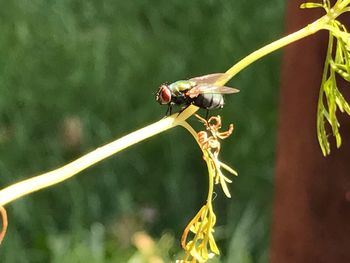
[158,85,171,104]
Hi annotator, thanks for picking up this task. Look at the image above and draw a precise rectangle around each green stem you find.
[317,30,335,156]
[216,17,328,86]
[0,106,198,206]
[336,0,350,11]
[180,121,216,258]
[0,4,343,207]
[179,122,214,206]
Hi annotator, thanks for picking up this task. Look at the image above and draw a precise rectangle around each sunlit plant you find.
[301,0,350,155]
[179,115,236,262]
[1,0,350,262]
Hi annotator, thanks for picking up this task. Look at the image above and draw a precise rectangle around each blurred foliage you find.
[0,0,284,262]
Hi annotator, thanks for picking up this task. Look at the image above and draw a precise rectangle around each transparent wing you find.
[196,85,240,94]
[186,84,240,98]
[189,73,226,85]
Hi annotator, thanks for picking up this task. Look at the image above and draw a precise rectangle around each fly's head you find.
[155,84,172,105]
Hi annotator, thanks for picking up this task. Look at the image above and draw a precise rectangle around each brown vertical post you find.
[270,1,350,262]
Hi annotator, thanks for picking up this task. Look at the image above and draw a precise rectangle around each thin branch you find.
[0,207,8,244]
[215,16,327,86]
[0,106,199,206]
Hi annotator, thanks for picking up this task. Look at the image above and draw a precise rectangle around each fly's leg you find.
[176,106,186,117]
[165,104,172,116]
[205,109,209,120]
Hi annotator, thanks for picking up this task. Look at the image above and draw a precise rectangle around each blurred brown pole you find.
[270,1,350,263]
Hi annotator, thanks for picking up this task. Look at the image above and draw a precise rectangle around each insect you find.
[155,73,239,116]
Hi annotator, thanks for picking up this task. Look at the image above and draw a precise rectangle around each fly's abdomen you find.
[193,94,224,109]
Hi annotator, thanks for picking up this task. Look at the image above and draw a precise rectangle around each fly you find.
[155,73,239,116]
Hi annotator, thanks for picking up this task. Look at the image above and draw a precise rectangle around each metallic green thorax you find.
[168,80,196,96]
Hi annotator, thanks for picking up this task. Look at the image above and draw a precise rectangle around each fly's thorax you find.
[169,80,196,95]
[193,93,224,109]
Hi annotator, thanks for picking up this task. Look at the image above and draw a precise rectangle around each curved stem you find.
[179,121,216,255]
[317,31,334,156]
[0,207,7,244]
[0,106,199,206]
[336,0,350,11]
[215,17,328,86]
[0,5,342,207]
[179,121,215,204]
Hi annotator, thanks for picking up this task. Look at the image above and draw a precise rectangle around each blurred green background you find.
[0,0,284,262]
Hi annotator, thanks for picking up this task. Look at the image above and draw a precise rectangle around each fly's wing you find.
[186,84,240,98]
[189,73,226,85]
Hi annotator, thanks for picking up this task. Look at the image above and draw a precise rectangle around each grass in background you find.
[0,0,284,262]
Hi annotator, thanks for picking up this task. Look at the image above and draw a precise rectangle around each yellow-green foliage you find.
[302,0,350,155]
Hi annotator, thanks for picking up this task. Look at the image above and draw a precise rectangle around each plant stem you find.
[317,31,334,156]
[0,106,198,206]
[216,16,328,86]
[0,207,7,244]
[0,10,337,207]
[336,0,350,11]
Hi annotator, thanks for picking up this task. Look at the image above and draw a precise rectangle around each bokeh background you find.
[0,0,285,262]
